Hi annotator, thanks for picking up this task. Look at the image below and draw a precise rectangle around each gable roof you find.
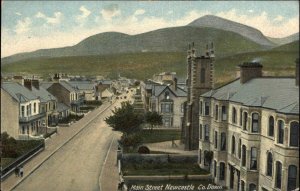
[2,82,38,103]
[151,84,187,98]
[202,77,299,114]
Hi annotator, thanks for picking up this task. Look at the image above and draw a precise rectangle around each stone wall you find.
[121,154,197,164]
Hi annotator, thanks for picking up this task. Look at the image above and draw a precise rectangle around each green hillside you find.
[271,40,299,51]
[2,26,265,64]
[2,50,298,87]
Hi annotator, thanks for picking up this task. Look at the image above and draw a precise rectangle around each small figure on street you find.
[14,166,19,177]
[171,139,177,147]
[19,166,24,177]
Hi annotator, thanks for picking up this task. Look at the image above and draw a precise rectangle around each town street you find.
[11,98,125,191]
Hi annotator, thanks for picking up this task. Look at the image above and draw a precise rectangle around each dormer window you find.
[165,91,170,99]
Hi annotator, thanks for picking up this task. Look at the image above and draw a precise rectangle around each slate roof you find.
[68,81,95,90]
[57,102,70,112]
[40,82,54,90]
[31,87,57,103]
[2,82,38,103]
[60,81,76,92]
[201,77,299,114]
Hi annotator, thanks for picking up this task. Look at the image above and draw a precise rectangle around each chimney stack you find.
[24,79,32,90]
[239,62,263,84]
[32,79,40,90]
[173,77,178,91]
[296,58,299,86]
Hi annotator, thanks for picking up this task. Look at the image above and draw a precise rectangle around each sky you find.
[1,1,299,57]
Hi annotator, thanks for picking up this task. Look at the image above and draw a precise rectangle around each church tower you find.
[182,42,215,150]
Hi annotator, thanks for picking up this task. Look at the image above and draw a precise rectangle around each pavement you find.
[145,140,198,155]
[1,98,123,191]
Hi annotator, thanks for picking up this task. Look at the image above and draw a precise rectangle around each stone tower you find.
[182,42,215,150]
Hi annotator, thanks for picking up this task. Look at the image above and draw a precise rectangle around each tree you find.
[119,133,143,150]
[204,151,214,177]
[105,101,144,134]
[144,111,163,131]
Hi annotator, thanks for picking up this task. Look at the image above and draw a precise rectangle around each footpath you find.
[1,101,117,191]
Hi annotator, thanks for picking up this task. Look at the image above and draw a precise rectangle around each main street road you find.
[12,98,126,191]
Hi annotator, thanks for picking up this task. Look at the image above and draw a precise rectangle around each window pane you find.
[290,122,299,147]
[268,116,274,136]
[267,153,273,176]
[288,165,297,190]
[276,162,282,189]
[221,133,226,151]
[278,120,284,144]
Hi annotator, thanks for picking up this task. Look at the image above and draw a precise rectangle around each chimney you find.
[32,79,40,90]
[296,58,299,86]
[173,77,178,91]
[53,73,60,83]
[24,79,32,90]
[239,62,263,84]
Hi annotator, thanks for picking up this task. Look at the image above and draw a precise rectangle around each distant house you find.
[1,82,46,139]
[68,81,96,101]
[42,80,82,113]
[95,80,113,100]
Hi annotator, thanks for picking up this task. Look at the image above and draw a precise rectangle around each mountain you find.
[188,15,275,47]
[267,32,299,45]
[1,26,266,64]
[271,40,299,52]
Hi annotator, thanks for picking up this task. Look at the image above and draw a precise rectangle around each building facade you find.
[197,61,299,191]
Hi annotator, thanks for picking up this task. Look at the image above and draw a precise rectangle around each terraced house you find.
[197,60,299,190]
[1,82,46,139]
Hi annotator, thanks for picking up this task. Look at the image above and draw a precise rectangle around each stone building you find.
[197,60,299,191]
[141,73,187,128]
[182,42,215,150]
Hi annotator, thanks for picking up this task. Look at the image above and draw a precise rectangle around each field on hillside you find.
[2,50,298,87]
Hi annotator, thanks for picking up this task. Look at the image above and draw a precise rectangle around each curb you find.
[7,102,114,191]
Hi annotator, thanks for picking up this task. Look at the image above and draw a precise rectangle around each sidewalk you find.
[99,133,122,191]
[145,140,198,155]
[1,101,113,191]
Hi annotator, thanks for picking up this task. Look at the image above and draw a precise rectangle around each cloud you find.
[175,10,210,26]
[167,10,173,15]
[76,6,91,24]
[35,11,63,25]
[274,15,284,22]
[134,9,145,16]
[100,4,121,21]
[215,9,299,37]
[248,10,254,13]
[15,12,22,16]
[14,17,32,34]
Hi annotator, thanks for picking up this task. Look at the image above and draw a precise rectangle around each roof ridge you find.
[279,101,298,111]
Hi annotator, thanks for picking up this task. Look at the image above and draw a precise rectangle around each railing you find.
[19,112,46,122]
[1,141,45,181]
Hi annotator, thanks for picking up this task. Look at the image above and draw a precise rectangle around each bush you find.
[119,133,143,149]
[84,100,102,106]
[138,146,150,154]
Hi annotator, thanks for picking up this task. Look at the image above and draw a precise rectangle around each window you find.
[250,147,257,170]
[230,165,234,189]
[231,136,236,154]
[200,68,206,83]
[290,121,299,147]
[268,116,274,136]
[243,112,248,130]
[276,161,282,189]
[239,109,243,126]
[278,120,284,144]
[27,104,31,116]
[219,162,225,180]
[238,139,241,159]
[199,149,201,164]
[162,117,172,127]
[249,184,256,191]
[205,102,210,116]
[161,103,173,113]
[199,124,203,140]
[204,125,209,141]
[200,101,203,115]
[241,181,245,191]
[204,150,208,166]
[151,102,156,112]
[220,133,226,151]
[214,160,217,177]
[214,131,218,149]
[34,103,36,113]
[242,145,246,166]
[21,106,25,117]
[221,106,227,121]
[266,153,273,176]
[22,126,25,134]
[288,165,297,190]
[252,113,259,133]
[215,105,219,120]
[232,107,237,124]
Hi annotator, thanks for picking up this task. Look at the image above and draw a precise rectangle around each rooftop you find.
[2,82,38,103]
[202,77,299,114]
